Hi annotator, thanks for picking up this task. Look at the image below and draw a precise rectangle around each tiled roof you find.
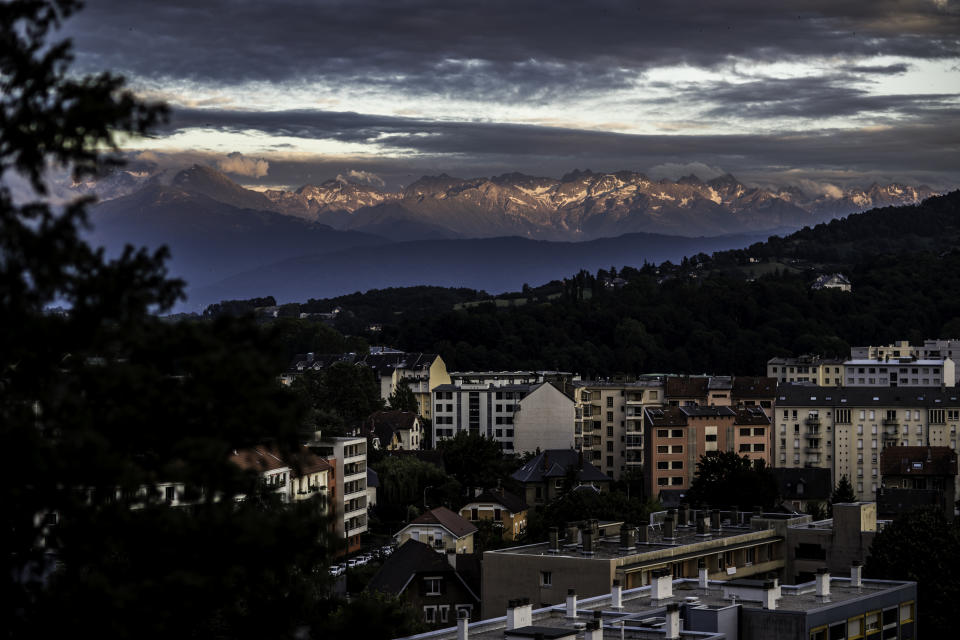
[408,506,477,538]
[734,407,771,425]
[777,385,960,407]
[732,376,778,398]
[366,539,451,595]
[644,406,688,426]
[462,488,527,514]
[665,376,709,398]
[511,449,610,484]
[228,446,289,473]
[771,467,832,501]
[880,446,958,476]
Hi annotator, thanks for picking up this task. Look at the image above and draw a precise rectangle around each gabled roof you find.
[406,506,477,539]
[880,446,958,476]
[732,376,778,398]
[462,488,527,514]
[362,410,419,448]
[366,539,452,595]
[665,376,709,399]
[511,449,609,484]
[228,446,289,473]
[734,407,771,425]
[771,467,832,501]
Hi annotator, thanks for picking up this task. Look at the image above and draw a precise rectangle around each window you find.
[745,547,755,565]
[705,434,717,442]
[657,429,669,438]
[494,508,501,521]
[657,461,669,469]
[740,427,751,436]
[471,508,478,520]
[671,460,683,469]
[753,443,765,452]
[739,443,751,452]
[425,577,442,595]
[900,601,914,623]
[658,477,668,486]
[424,606,436,623]
[540,571,552,587]
[931,409,946,424]
[865,612,880,632]
[606,397,613,408]
[657,445,669,453]
[671,429,683,438]
[753,427,764,436]
[439,605,449,623]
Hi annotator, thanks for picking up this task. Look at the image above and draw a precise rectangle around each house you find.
[878,445,957,521]
[459,489,529,541]
[511,449,611,507]
[289,446,333,511]
[367,539,481,627]
[811,273,851,291]
[771,467,832,513]
[228,446,292,502]
[396,506,478,554]
[362,410,423,451]
[362,349,451,420]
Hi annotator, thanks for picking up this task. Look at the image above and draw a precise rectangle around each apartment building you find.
[843,357,955,387]
[851,338,960,361]
[432,375,575,454]
[364,348,451,420]
[400,569,916,640]
[573,379,664,480]
[767,355,845,386]
[774,385,960,500]
[307,435,368,553]
[878,446,957,521]
[643,406,771,493]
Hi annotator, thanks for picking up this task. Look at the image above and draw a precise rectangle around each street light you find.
[424,485,433,509]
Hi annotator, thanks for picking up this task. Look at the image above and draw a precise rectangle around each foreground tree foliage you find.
[865,508,960,638]
[683,452,779,510]
[1,2,359,637]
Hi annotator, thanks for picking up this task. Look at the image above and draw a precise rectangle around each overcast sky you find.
[64,0,960,192]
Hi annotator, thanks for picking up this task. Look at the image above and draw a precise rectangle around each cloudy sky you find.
[63,0,960,192]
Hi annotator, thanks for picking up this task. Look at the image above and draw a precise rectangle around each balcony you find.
[625,436,643,448]
[803,446,821,454]
[626,398,645,406]
[804,416,820,427]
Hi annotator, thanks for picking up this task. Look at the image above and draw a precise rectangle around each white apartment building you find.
[432,373,576,453]
[308,435,368,553]
[573,379,664,480]
[774,385,960,500]
[843,357,955,387]
[851,338,960,361]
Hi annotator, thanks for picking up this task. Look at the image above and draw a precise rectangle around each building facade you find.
[774,385,960,500]
[308,435,368,553]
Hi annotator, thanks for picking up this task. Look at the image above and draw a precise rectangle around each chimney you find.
[815,568,831,601]
[677,504,688,527]
[457,608,469,640]
[585,612,603,640]
[732,506,741,525]
[710,509,721,532]
[619,524,636,552]
[637,523,649,543]
[581,528,594,556]
[851,561,863,589]
[665,602,681,640]
[566,524,579,544]
[548,527,560,554]
[696,515,709,537]
[566,588,577,618]
[447,550,458,568]
[505,598,532,630]
[611,579,623,609]
[698,558,709,590]
[762,580,778,610]
[651,568,673,601]
[663,516,675,540]
[753,505,763,519]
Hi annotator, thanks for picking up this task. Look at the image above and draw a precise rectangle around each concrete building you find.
[459,489,529,541]
[783,502,882,585]
[396,506,478,554]
[768,356,846,386]
[643,406,770,494]
[851,338,960,361]
[774,385,960,500]
[433,378,574,454]
[878,446,957,522]
[481,510,804,615]
[307,435,368,553]
[399,569,916,640]
[573,379,665,480]
[843,357,955,387]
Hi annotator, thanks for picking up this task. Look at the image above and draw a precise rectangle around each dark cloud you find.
[842,63,912,74]
[159,106,960,190]
[64,1,960,101]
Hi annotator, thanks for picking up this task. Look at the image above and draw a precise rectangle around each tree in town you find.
[2,2,335,636]
[290,362,384,435]
[865,507,960,638]
[683,452,779,510]
[437,431,519,494]
[830,475,857,505]
[388,377,420,413]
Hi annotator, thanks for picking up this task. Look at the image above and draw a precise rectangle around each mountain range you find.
[84,164,938,309]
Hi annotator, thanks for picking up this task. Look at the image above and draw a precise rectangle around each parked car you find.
[347,558,361,568]
[328,565,343,576]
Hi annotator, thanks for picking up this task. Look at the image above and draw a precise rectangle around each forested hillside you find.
[304,191,960,376]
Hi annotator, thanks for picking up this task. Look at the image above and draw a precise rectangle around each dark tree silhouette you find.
[684,452,779,510]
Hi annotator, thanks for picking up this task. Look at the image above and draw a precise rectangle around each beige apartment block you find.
[767,355,845,386]
[573,379,664,480]
[843,357,955,387]
[774,385,960,500]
